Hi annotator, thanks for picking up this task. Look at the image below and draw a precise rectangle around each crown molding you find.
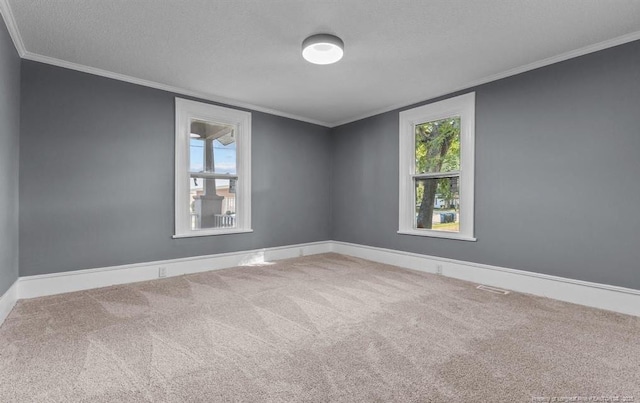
[331,29,640,127]
[0,0,26,57]
[22,51,332,127]
[1,0,329,126]
[3,0,640,128]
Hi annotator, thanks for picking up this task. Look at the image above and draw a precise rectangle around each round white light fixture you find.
[302,34,344,65]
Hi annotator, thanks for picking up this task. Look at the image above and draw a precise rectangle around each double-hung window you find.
[174,98,252,238]
[398,92,476,241]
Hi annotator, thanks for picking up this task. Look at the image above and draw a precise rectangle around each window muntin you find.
[398,92,475,241]
[175,99,251,238]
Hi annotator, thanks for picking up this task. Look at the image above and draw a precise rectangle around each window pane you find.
[176,98,251,237]
[209,138,237,174]
[415,176,459,232]
[190,176,237,230]
[189,119,236,174]
[415,117,460,174]
[189,138,204,172]
[188,119,238,230]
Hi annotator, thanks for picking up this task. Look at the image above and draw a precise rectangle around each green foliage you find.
[415,180,424,204]
[436,177,456,208]
[414,117,460,174]
[415,117,461,215]
[440,135,460,172]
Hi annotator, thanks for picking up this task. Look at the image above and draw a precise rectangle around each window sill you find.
[173,229,253,239]
[397,229,477,242]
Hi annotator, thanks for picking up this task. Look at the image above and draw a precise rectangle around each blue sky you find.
[190,139,236,174]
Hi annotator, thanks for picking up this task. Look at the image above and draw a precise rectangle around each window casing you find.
[398,92,476,241]
[174,98,252,238]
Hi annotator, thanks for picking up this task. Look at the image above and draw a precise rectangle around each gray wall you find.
[0,17,20,295]
[16,39,640,290]
[331,40,640,290]
[20,61,332,276]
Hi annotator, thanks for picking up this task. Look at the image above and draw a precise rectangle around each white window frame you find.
[173,98,252,238]
[398,92,476,241]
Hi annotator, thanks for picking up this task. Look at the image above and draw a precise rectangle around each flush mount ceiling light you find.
[302,34,344,65]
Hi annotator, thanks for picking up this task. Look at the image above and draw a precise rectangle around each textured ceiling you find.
[4,0,640,126]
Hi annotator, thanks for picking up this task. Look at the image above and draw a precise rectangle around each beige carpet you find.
[1,253,639,402]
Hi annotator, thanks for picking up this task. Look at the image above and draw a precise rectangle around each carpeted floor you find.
[1,253,639,402]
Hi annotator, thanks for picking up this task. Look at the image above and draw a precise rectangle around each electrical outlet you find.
[158,267,167,278]
[436,264,443,275]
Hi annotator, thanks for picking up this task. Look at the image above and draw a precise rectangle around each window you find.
[174,98,252,238]
[398,92,476,241]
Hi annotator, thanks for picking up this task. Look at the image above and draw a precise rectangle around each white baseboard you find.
[18,241,332,299]
[330,241,640,317]
[0,280,18,326]
[10,240,640,318]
